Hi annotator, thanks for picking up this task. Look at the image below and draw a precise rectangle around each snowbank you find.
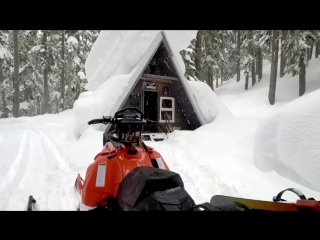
[72,73,134,135]
[0,109,74,130]
[146,116,320,203]
[188,81,234,123]
[253,88,320,191]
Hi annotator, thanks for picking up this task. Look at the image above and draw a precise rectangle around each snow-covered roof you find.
[85,30,197,91]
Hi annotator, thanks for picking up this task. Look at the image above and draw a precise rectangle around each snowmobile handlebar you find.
[88,107,147,125]
[88,116,113,125]
[88,117,158,125]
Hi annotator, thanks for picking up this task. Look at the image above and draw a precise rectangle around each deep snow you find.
[2,57,320,209]
[254,87,320,192]
[1,31,320,209]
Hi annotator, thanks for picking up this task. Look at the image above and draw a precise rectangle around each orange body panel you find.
[81,140,169,208]
[296,200,320,211]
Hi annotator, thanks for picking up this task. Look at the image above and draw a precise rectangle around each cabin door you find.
[143,91,158,132]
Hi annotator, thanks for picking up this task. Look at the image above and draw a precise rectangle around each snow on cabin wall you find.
[187,81,235,124]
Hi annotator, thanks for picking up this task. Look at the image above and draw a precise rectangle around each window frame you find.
[159,96,175,123]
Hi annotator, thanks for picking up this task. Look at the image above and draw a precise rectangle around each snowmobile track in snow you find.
[0,130,30,191]
[0,126,77,210]
[0,130,32,210]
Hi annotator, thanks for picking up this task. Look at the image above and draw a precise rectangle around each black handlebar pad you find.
[88,118,105,125]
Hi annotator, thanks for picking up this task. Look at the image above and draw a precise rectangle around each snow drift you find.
[72,73,134,136]
[188,81,234,123]
[253,88,320,191]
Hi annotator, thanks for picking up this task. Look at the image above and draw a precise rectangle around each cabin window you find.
[159,97,175,123]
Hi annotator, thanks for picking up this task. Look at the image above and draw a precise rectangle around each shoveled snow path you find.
[0,125,77,210]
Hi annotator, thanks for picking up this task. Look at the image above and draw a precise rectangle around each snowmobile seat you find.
[116,166,196,211]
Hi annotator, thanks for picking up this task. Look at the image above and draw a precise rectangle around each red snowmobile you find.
[26,107,320,211]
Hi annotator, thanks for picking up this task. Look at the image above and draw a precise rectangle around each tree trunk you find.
[60,30,65,111]
[13,30,20,117]
[245,74,249,90]
[221,33,224,86]
[315,41,319,58]
[252,62,256,86]
[195,31,202,80]
[74,34,81,101]
[280,30,287,77]
[299,50,306,96]
[309,41,314,61]
[291,48,296,77]
[36,96,41,115]
[207,69,214,91]
[42,30,49,114]
[259,52,263,80]
[0,58,8,118]
[247,30,256,86]
[236,30,241,82]
[257,48,263,81]
[211,71,214,91]
[24,83,31,116]
[216,73,219,88]
[268,30,279,105]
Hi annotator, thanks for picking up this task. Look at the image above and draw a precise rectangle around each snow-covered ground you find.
[2,28,320,210]
[1,58,320,210]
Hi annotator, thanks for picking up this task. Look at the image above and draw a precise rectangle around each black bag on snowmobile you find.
[114,166,220,211]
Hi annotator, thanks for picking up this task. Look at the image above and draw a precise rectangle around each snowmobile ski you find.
[210,193,320,211]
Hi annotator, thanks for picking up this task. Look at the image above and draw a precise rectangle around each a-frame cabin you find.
[102,34,202,141]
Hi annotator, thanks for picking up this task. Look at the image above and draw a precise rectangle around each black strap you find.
[273,188,307,202]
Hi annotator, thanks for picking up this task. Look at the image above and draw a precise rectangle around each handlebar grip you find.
[88,119,104,125]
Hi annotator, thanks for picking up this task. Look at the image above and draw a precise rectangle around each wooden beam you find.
[142,73,179,81]
[140,77,172,84]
